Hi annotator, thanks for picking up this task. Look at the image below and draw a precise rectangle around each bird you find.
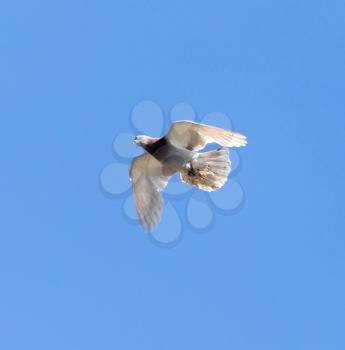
[130,120,247,232]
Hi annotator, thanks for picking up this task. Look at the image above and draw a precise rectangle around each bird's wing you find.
[130,153,174,232]
[166,120,247,151]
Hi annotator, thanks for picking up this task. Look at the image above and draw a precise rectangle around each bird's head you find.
[133,135,157,149]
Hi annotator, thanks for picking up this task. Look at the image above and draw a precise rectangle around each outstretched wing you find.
[167,120,247,151]
[130,153,174,232]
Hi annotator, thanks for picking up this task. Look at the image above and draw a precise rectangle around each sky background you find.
[1,0,345,349]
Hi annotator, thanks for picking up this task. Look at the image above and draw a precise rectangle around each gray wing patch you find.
[130,153,174,232]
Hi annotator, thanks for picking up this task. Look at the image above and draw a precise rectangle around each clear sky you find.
[1,1,345,349]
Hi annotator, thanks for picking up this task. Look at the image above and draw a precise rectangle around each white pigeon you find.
[130,120,247,232]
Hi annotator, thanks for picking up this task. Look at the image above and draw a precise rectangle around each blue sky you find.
[1,0,345,349]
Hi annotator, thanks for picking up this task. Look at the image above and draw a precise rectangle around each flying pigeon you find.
[130,120,247,232]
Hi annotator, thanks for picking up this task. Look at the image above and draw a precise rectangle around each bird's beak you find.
[133,138,138,145]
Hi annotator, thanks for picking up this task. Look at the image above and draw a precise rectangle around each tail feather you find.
[180,147,231,192]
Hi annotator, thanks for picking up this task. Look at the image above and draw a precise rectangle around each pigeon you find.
[130,120,247,232]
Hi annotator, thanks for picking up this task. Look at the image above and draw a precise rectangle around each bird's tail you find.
[180,147,231,192]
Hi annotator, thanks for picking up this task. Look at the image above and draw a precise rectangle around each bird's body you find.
[145,137,195,172]
[130,120,247,232]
